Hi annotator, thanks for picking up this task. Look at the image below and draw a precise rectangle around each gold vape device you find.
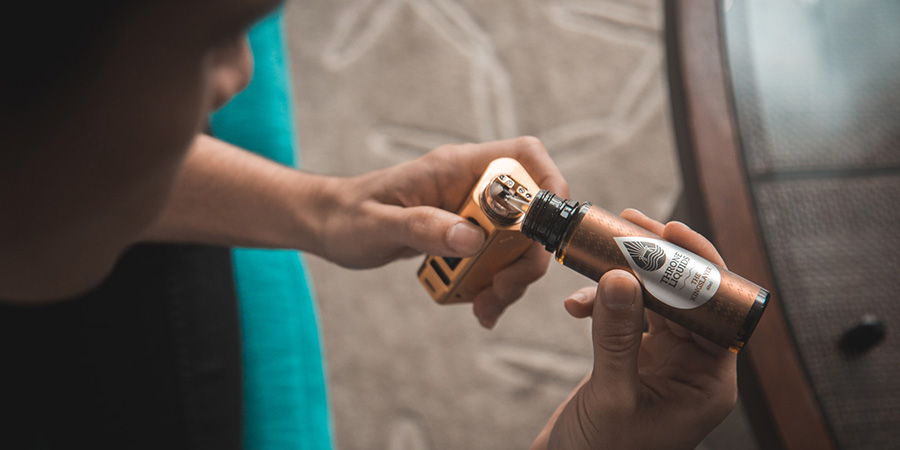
[416,158,540,304]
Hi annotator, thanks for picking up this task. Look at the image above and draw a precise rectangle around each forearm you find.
[142,134,336,253]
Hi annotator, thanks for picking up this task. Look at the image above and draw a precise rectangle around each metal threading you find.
[520,190,582,252]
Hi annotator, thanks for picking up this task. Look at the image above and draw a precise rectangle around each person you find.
[0,0,738,449]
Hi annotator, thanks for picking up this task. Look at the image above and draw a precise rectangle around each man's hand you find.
[531,210,738,450]
[141,135,566,328]
[314,136,568,329]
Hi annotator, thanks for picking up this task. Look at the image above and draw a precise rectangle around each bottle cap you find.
[521,190,580,252]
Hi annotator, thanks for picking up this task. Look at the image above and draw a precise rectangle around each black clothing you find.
[1,244,243,450]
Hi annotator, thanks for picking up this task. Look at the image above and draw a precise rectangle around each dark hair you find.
[1,2,138,110]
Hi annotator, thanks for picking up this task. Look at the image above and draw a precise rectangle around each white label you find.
[614,237,720,309]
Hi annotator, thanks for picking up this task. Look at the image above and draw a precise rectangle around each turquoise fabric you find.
[210,10,334,450]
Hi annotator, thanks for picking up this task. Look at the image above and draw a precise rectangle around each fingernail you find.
[448,223,484,254]
[601,274,637,310]
[568,291,589,304]
[625,208,649,220]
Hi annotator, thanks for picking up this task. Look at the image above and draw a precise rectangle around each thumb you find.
[379,205,486,257]
[590,269,644,398]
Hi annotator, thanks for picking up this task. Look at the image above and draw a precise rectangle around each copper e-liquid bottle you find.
[520,189,769,353]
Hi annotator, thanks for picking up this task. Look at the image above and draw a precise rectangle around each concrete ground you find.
[284,1,760,448]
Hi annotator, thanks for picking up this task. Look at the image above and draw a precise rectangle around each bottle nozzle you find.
[521,190,582,252]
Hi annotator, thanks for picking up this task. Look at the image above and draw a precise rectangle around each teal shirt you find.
[210,10,334,450]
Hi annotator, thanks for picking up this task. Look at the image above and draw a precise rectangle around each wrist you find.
[285,171,346,256]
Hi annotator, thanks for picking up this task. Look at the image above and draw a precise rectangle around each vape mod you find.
[416,158,540,304]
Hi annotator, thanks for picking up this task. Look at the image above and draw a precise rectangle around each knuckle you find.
[405,209,434,238]
[499,286,527,304]
[430,143,464,162]
[527,259,549,280]
[535,261,549,278]
[427,145,453,163]
[518,256,549,281]
[516,135,545,153]
[594,323,641,355]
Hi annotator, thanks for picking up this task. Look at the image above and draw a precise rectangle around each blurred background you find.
[284,0,754,448]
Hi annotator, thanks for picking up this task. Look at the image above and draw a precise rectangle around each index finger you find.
[661,221,727,268]
[620,208,665,236]
[445,136,570,198]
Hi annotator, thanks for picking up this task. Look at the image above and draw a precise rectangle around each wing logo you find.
[623,241,667,272]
